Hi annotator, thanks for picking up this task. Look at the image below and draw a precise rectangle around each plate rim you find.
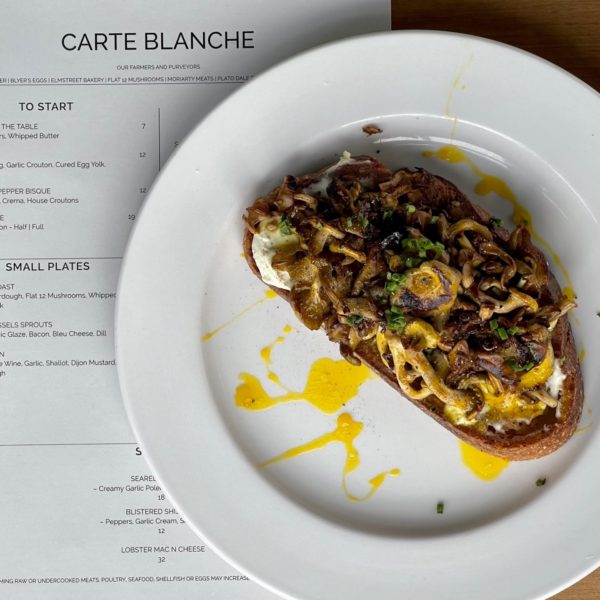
[116,29,600,600]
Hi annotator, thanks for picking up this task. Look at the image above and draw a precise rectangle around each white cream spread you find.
[304,150,363,198]
[251,217,299,291]
[545,359,566,399]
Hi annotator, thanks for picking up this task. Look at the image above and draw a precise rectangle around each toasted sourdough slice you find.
[243,155,583,460]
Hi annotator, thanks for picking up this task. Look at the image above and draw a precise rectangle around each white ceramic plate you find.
[116,31,600,600]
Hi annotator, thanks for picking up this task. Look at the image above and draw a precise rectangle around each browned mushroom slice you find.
[329,240,367,263]
[290,284,330,330]
[293,192,318,209]
[391,260,461,318]
[535,296,577,331]
[447,218,494,242]
[476,287,539,320]
[283,257,331,330]
[384,330,475,411]
[477,241,517,287]
[524,387,558,408]
[274,176,296,210]
[352,247,386,295]
[342,296,380,322]
[319,264,353,314]
[474,350,520,384]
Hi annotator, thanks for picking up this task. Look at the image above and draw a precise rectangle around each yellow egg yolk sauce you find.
[459,441,509,481]
[236,356,372,414]
[259,413,400,502]
[202,289,277,342]
[236,329,398,500]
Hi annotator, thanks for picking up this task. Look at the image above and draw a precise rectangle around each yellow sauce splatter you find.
[259,413,400,502]
[579,347,586,362]
[423,146,575,295]
[236,358,372,413]
[259,334,289,389]
[445,52,473,139]
[459,441,510,481]
[237,331,396,500]
[202,289,277,341]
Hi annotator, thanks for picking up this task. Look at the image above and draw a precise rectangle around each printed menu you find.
[0,1,389,597]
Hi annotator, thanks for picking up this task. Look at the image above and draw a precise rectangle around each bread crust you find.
[243,168,583,461]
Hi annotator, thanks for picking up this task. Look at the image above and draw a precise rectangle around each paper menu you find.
[0,1,389,597]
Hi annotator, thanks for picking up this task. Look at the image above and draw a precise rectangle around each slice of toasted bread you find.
[243,156,583,460]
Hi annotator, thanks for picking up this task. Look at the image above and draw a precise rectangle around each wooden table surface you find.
[390,2,599,598]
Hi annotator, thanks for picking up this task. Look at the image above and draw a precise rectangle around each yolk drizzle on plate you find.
[423,146,575,297]
[258,326,293,389]
[236,348,372,414]
[237,329,397,500]
[259,413,400,502]
[459,441,509,481]
[445,51,473,139]
[202,289,277,342]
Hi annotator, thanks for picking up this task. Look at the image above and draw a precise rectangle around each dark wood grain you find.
[390,1,599,597]
[391,0,600,92]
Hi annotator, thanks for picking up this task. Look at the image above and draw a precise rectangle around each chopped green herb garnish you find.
[357,213,369,228]
[383,209,394,219]
[384,272,407,294]
[404,256,422,268]
[400,238,445,267]
[401,238,445,258]
[279,217,292,236]
[406,204,416,213]
[506,357,535,373]
[490,319,518,340]
[346,217,353,227]
[316,222,323,230]
[437,501,444,514]
[430,215,439,224]
[496,327,509,341]
[345,314,364,326]
[536,478,547,487]
[489,217,503,227]
[385,305,406,333]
